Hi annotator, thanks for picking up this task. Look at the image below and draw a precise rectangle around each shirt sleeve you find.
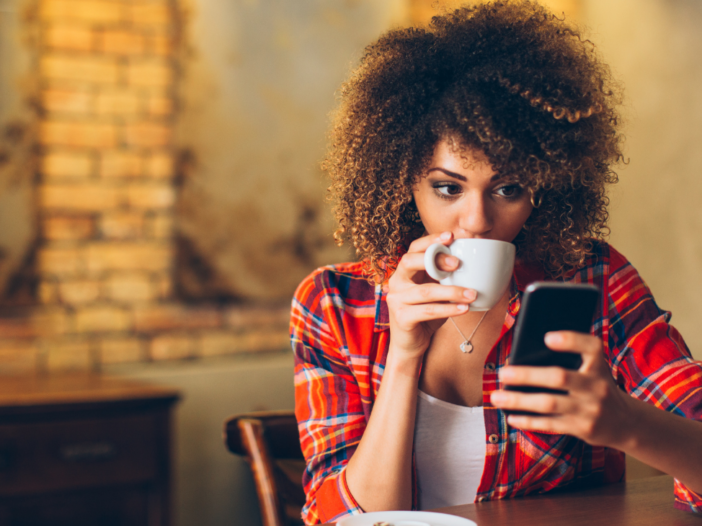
[290,268,367,524]
[606,247,702,513]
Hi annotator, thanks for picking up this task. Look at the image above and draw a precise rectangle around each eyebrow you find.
[426,167,502,182]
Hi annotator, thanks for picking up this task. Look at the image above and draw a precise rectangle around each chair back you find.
[224,410,305,526]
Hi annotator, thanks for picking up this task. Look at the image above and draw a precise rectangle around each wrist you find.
[608,391,643,452]
[386,345,423,379]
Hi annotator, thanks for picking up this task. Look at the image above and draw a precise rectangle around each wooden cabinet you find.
[0,374,180,526]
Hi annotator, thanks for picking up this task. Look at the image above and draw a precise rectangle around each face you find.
[412,139,533,242]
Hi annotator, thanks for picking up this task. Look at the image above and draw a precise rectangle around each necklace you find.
[449,310,489,353]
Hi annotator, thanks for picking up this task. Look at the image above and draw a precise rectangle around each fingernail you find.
[447,256,459,267]
[456,303,468,311]
[499,367,514,381]
[463,289,477,300]
[490,391,506,404]
[440,231,451,241]
[544,332,561,345]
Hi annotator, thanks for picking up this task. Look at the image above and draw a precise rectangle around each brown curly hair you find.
[324,0,623,283]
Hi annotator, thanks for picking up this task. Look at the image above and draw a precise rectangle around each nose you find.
[457,191,493,237]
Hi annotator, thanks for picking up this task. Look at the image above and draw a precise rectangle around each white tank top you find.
[414,390,487,510]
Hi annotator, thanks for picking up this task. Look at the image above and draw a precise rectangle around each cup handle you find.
[424,243,452,281]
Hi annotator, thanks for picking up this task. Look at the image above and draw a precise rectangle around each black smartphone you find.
[505,282,600,394]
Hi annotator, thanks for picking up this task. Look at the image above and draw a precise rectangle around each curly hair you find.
[324,0,623,283]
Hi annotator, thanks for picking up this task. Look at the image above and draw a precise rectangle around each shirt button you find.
[478,496,487,502]
[488,434,499,444]
[485,362,496,372]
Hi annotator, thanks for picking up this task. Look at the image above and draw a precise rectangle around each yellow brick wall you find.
[36,0,177,308]
[0,0,290,375]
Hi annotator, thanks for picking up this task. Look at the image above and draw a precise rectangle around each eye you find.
[495,184,523,199]
[433,183,462,198]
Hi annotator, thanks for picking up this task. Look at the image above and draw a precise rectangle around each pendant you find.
[460,341,473,354]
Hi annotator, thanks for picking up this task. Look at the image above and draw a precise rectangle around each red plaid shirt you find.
[291,242,702,524]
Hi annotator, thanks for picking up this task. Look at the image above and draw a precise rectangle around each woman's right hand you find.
[385,231,477,361]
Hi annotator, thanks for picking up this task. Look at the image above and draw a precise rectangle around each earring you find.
[530,191,543,209]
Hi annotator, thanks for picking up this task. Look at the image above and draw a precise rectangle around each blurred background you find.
[0,0,700,525]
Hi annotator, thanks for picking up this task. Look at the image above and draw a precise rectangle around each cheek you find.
[519,202,534,224]
[415,206,444,234]
[413,190,442,231]
[504,202,534,237]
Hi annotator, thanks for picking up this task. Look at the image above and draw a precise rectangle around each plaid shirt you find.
[291,242,702,525]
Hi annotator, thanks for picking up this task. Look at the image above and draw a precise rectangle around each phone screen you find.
[506,282,599,394]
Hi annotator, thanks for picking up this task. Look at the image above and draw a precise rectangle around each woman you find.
[290,2,702,524]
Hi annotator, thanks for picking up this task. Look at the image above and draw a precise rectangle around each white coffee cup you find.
[424,239,516,311]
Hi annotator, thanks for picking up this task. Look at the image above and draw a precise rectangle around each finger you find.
[490,389,573,415]
[499,365,586,392]
[545,331,607,373]
[544,331,601,357]
[435,252,461,272]
[406,231,453,254]
[401,283,477,306]
[395,252,461,280]
[505,413,568,433]
[396,302,471,326]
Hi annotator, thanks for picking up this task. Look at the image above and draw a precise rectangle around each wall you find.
[582,0,702,359]
[108,351,295,526]
[0,0,35,297]
[0,0,294,376]
[176,0,407,301]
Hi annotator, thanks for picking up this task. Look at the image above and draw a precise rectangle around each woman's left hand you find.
[490,331,635,448]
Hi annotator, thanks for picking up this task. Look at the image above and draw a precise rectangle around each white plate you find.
[337,510,477,526]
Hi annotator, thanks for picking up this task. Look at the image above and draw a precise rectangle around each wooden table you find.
[325,476,702,525]
[0,374,180,526]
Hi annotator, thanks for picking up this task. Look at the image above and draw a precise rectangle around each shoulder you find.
[587,241,629,271]
[517,241,636,286]
[293,261,377,312]
[565,240,634,283]
[291,262,380,363]
[542,241,649,305]
[580,241,642,286]
[516,240,623,287]
[578,241,662,319]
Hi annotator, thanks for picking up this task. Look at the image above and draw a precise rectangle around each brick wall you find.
[0,0,289,374]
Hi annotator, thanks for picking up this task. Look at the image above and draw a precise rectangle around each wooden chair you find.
[224,410,306,526]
